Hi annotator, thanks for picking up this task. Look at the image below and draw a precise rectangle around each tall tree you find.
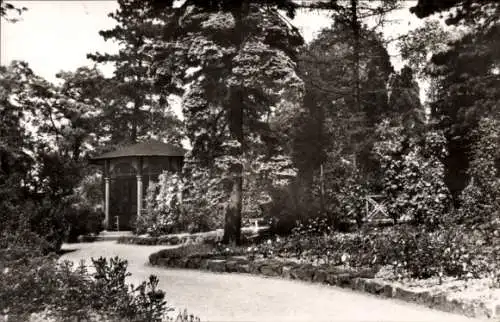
[54,67,111,159]
[297,0,401,120]
[293,1,401,216]
[88,0,183,145]
[0,62,35,226]
[144,1,304,244]
[386,66,424,129]
[0,61,95,250]
[297,23,394,223]
[397,19,451,79]
[414,1,500,200]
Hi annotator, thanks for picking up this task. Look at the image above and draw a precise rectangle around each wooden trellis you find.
[364,194,390,222]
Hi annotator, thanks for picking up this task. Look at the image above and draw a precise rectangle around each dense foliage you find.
[156,218,499,284]
[144,2,305,244]
[457,118,500,235]
[0,61,89,251]
[0,231,178,321]
[1,1,500,313]
[422,2,500,201]
[136,171,214,235]
[88,0,183,145]
[296,22,394,229]
[373,121,451,227]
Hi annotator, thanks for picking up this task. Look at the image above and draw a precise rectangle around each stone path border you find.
[118,227,270,246]
[149,250,500,320]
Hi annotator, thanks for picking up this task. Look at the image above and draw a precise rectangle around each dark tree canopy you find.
[413,0,500,202]
[88,0,184,145]
[0,1,26,21]
[410,0,499,26]
[148,0,299,18]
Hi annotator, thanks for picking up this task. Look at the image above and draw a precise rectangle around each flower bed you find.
[148,234,500,320]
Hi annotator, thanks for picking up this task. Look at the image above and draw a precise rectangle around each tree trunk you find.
[222,166,243,245]
[222,2,249,246]
[222,84,244,243]
[222,92,243,244]
[351,0,361,114]
[131,76,142,143]
[222,86,244,245]
[131,114,138,143]
[349,0,361,171]
[319,163,325,216]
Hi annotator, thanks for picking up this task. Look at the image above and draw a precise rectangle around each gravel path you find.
[60,241,485,322]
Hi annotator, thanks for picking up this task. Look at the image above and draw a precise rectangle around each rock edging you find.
[149,251,500,320]
[118,227,270,246]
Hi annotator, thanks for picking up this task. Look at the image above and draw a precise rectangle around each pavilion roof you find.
[90,140,187,161]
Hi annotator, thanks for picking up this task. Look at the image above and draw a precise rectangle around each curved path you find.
[60,241,485,322]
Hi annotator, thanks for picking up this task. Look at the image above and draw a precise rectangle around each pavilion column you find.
[137,157,144,219]
[104,177,110,230]
[104,159,110,230]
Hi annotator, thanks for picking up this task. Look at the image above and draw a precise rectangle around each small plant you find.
[169,309,201,322]
[131,275,169,322]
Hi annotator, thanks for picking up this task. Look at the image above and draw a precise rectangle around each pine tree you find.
[297,0,402,120]
[88,0,183,145]
[145,2,305,244]
[297,23,394,223]
[425,15,500,201]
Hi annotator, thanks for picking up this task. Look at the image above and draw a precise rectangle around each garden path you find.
[60,241,485,322]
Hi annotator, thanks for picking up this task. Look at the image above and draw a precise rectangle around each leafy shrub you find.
[242,218,356,264]
[0,228,204,321]
[90,257,169,322]
[237,218,498,282]
[265,186,301,235]
[457,118,500,236]
[308,152,370,231]
[377,225,498,280]
[167,309,201,322]
[338,169,369,228]
[64,172,105,242]
[0,227,48,250]
[0,253,172,321]
[11,197,70,253]
[151,243,215,260]
[137,172,185,236]
[0,161,82,253]
[373,121,452,228]
[0,227,174,321]
[241,152,300,234]
[139,169,225,236]
[65,205,104,242]
[182,156,228,233]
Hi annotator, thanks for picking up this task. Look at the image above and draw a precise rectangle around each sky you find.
[0,1,426,111]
